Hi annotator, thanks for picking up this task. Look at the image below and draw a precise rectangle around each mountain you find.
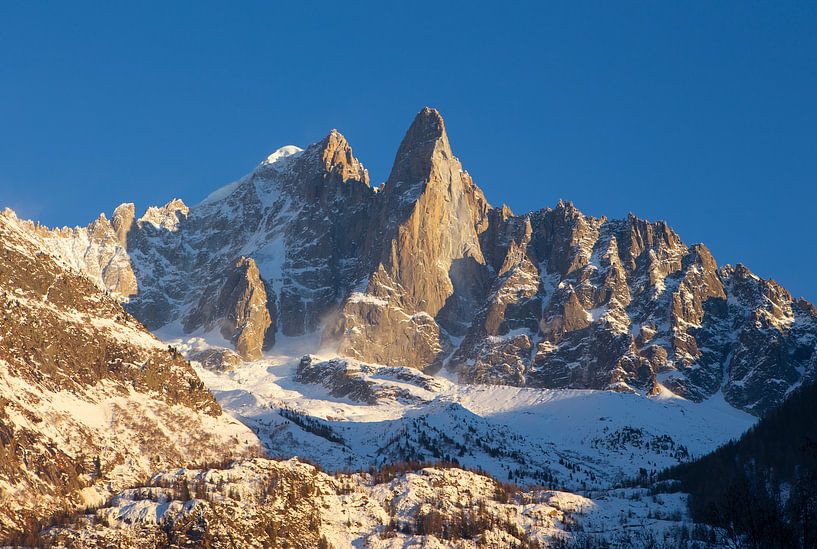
[329,108,493,369]
[23,107,815,417]
[0,210,260,543]
[5,106,814,547]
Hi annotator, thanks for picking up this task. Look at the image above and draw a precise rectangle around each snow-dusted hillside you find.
[42,458,700,548]
[0,210,260,542]
[160,330,754,491]
[5,105,812,547]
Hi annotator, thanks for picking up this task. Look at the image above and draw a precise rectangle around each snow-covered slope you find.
[2,105,798,546]
[158,330,754,492]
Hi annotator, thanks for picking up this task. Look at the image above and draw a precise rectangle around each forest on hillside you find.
[664,380,817,548]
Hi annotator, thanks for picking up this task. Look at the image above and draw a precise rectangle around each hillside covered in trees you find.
[664,381,817,547]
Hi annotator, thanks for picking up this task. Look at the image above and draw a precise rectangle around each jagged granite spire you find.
[329,107,492,369]
[386,107,450,193]
[319,129,370,186]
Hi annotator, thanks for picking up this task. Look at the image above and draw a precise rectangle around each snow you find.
[456,384,753,468]
[199,177,245,206]
[0,358,259,520]
[252,234,287,295]
[154,321,236,353]
[261,145,303,166]
[2,211,135,299]
[486,327,530,344]
[348,292,389,306]
[90,316,165,351]
[138,200,188,231]
[52,456,707,548]
[157,328,756,490]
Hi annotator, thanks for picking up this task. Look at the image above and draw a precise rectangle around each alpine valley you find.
[2,108,815,548]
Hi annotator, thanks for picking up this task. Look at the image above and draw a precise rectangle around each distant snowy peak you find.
[261,144,303,166]
[196,145,305,207]
[199,134,366,208]
[278,128,370,188]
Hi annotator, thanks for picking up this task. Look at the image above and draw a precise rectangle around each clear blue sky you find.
[1,2,815,301]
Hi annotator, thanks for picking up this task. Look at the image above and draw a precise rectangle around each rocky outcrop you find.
[36,459,590,548]
[186,257,272,361]
[295,355,443,405]
[111,202,135,246]
[111,131,375,348]
[716,265,816,414]
[138,198,189,231]
[296,355,381,404]
[189,347,243,372]
[270,130,373,337]
[448,200,817,414]
[11,208,140,297]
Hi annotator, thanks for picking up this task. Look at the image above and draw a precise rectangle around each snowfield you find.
[160,331,755,492]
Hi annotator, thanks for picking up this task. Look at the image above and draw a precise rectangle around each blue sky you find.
[1,2,815,301]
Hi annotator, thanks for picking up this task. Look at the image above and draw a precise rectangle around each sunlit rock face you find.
[329,107,492,371]
[185,256,272,361]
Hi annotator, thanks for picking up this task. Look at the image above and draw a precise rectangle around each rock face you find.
[189,347,243,372]
[295,355,445,405]
[108,132,372,360]
[110,202,135,246]
[448,203,817,415]
[23,210,139,297]
[0,211,259,542]
[328,107,491,370]
[12,108,816,416]
[186,257,272,360]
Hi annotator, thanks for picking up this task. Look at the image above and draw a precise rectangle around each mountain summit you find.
[12,107,816,416]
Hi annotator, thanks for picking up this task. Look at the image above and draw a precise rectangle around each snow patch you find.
[261,145,303,166]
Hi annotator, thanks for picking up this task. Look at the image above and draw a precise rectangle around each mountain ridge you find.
[6,107,815,416]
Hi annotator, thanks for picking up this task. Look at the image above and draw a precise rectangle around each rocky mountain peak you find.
[385,107,453,198]
[330,108,493,369]
[316,128,370,186]
[500,203,514,216]
[88,212,113,239]
[111,202,136,246]
[259,130,371,202]
[138,198,189,231]
[686,243,718,270]
[17,107,815,418]
[403,106,448,148]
